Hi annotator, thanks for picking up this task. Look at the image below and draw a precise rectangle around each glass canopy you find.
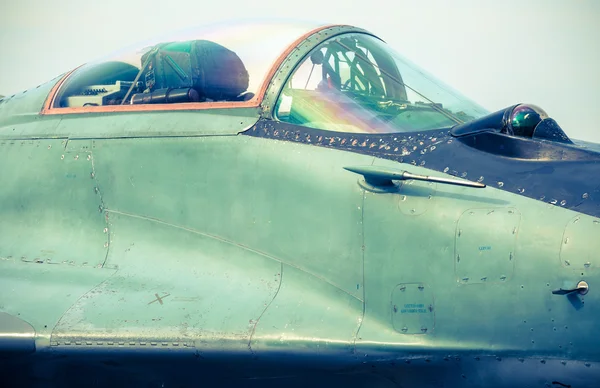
[275,33,490,133]
[51,21,320,108]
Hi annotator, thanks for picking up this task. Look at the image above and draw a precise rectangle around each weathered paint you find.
[1,21,599,388]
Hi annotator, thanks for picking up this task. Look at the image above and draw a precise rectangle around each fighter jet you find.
[1,20,598,387]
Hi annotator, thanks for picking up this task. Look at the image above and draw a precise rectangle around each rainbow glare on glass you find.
[278,33,488,134]
[509,104,549,136]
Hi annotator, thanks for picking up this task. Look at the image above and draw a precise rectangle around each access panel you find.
[455,208,520,284]
[391,283,434,334]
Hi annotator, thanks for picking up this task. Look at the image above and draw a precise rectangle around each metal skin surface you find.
[1,24,599,388]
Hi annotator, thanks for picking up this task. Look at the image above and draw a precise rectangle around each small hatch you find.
[391,283,434,334]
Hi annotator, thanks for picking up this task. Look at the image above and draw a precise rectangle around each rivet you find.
[564,260,571,266]
[47,145,52,149]
[500,275,507,281]
[585,363,591,367]
[509,252,513,261]
[401,327,408,332]
[560,200,567,206]
[443,167,449,173]
[91,172,95,178]
[582,193,589,199]
[87,155,91,161]
[60,155,65,160]
[74,155,79,160]
[481,277,487,281]
[497,182,504,187]
[103,228,108,233]
[584,262,591,268]
[518,188,525,194]
[561,361,567,365]
[462,277,469,282]
[564,237,569,244]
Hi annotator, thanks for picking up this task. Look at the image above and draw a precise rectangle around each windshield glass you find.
[52,21,319,108]
[275,33,489,133]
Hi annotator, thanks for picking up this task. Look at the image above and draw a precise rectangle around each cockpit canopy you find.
[52,21,318,108]
[275,33,489,133]
[47,20,489,134]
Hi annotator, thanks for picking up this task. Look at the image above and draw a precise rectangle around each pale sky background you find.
[1,0,598,141]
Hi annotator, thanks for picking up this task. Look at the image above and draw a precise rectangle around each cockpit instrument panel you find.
[65,81,141,107]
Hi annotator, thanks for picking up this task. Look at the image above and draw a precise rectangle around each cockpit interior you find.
[48,21,489,135]
[54,40,251,107]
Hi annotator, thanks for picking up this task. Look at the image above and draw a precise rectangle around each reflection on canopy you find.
[276,33,489,133]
